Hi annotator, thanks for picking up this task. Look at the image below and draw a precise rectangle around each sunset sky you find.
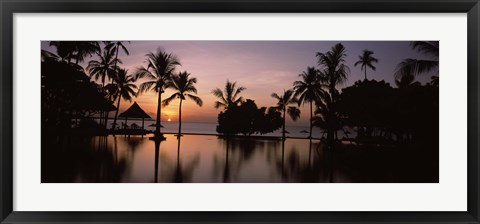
[41,41,438,126]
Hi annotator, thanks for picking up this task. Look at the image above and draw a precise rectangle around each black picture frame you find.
[1,0,479,223]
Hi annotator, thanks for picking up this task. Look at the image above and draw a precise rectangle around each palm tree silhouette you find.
[49,41,99,65]
[271,89,301,139]
[395,74,421,88]
[354,49,378,80]
[41,50,60,62]
[73,42,100,65]
[293,67,324,139]
[49,41,75,62]
[316,43,349,101]
[105,41,130,82]
[316,43,350,143]
[107,68,138,130]
[162,71,203,139]
[87,46,120,127]
[48,41,94,64]
[135,49,181,138]
[87,47,120,87]
[212,80,246,109]
[394,41,439,80]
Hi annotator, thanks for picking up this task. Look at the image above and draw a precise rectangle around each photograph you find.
[41,40,439,183]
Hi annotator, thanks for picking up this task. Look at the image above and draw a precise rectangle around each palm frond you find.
[271,92,281,100]
[214,101,227,109]
[138,81,157,94]
[162,93,180,107]
[134,67,156,80]
[212,88,227,105]
[186,94,203,106]
[287,106,301,121]
[411,41,439,58]
[394,58,438,79]
[232,86,246,100]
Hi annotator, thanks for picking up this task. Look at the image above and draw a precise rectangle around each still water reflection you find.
[42,134,434,183]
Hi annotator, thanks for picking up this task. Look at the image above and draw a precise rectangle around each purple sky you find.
[41,41,438,126]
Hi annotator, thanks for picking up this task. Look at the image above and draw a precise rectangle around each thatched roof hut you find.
[119,102,151,129]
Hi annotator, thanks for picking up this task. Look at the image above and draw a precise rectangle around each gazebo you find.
[118,102,151,129]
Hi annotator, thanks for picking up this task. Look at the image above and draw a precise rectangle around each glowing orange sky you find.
[42,41,437,126]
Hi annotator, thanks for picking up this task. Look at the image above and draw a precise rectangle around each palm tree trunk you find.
[308,139,312,167]
[155,91,162,136]
[328,86,335,145]
[281,140,285,178]
[309,101,313,139]
[364,67,367,80]
[111,46,120,85]
[282,108,286,139]
[178,99,183,139]
[100,81,106,128]
[114,46,119,68]
[111,94,121,130]
[103,82,109,129]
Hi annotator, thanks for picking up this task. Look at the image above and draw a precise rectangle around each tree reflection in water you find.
[276,138,329,182]
[155,137,200,183]
[153,138,160,183]
[42,134,438,183]
[42,135,128,183]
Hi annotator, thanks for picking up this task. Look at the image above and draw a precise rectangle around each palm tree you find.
[105,41,130,81]
[49,41,99,65]
[312,93,333,136]
[107,68,137,130]
[87,46,120,127]
[316,43,349,104]
[41,50,60,62]
[293,67,324,139]
[162,71,203,139]
[87,47,119,87]
[212,80,246,109]
[271,89,301,139]
[354,49,378,80]
[49,41,75,62]
[73,41,100,65]
[395,74,420,88]
[394,41,439,80]
[316,43,350,143]
[135,49,181,138]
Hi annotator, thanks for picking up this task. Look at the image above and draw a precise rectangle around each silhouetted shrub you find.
[216,99,282,136]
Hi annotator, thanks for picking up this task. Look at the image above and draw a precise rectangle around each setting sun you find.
[167,118,171,122]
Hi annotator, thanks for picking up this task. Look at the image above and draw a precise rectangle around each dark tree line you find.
[42,59,115,135]
[213,41,438,148]
[336,79,438,144]
[216,99,283,136]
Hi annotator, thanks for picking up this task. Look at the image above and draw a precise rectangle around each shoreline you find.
[115,132,379,146]
[152,132,324,141]
[70,127,326,140]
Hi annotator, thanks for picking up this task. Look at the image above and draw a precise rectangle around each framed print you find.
[1,0,479,223]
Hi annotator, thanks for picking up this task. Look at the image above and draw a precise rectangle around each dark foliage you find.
[216,99,282,136]
[42,60,115,135]
[336,79,438,144]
